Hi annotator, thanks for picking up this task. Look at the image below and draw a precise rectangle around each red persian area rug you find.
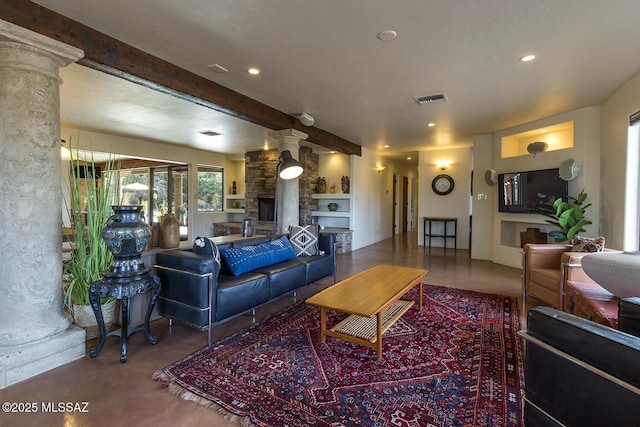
[153,284,524,427]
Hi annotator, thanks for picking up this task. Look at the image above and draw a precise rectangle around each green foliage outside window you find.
[198,165,223,211]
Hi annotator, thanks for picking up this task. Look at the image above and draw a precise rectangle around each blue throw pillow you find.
[219,236,297,276]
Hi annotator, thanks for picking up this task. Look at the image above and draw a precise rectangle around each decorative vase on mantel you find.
[159,213,180,248]
[317,177,327,193]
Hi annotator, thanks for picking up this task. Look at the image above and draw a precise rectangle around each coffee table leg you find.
[418,282,423,310]
[320,307,326,343]
[376,313,383,360]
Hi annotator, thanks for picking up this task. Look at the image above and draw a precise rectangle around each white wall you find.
[471,134,495,260]
[60,126,236,239]
[351,148,418,250]
[479,106,602,268]
[600,70,640,250]
[318,153,350,194]
[417,147,472,250]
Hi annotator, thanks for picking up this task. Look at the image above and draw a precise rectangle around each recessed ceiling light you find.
[377,30,397,41]
[384,144,390,148]
[520,54,536,62]
[407,157,412,160]
[427,123,436,127]
[247,67,260,75]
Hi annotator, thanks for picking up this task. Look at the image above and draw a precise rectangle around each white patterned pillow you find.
[288,224,324,256]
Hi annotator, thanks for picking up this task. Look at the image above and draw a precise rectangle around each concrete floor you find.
[2,231,527,427]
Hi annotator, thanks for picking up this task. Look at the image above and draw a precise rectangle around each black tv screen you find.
[498,168,567,213]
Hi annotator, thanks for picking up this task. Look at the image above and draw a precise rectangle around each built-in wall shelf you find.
[312,193,350,199]
[225,194,245,214]
[311,211,350,218]
[501,121,574,159]
[311,193,352,228]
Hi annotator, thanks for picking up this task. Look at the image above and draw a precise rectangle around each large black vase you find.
[101,205,151,278]
[89,205,160,363]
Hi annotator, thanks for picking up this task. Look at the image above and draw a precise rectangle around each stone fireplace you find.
[244,147,318,227]
[258,198,275,221]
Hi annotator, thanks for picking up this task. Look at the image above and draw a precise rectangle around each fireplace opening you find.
[258,198,275,221]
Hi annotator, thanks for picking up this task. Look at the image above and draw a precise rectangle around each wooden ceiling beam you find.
[0,1,362,156]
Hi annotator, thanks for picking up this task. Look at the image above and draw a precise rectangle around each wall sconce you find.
[375,165,386,174]
[435,160,451,170]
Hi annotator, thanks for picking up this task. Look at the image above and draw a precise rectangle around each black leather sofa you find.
[519,301,640,427]
[154,233,336,345]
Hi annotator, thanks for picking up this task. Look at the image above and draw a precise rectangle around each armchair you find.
[522,243,597,310]
[519,306,640,426]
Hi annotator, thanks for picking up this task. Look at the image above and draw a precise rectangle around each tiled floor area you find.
[2,231,527,427]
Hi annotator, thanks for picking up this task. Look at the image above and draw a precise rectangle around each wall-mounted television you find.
[498,168,567,214]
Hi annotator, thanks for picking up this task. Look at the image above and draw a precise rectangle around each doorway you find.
[393,174,410,235]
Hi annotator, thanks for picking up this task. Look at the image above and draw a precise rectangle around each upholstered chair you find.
[522,243,600,310]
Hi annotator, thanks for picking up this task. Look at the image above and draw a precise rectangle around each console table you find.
[423,217,457,250]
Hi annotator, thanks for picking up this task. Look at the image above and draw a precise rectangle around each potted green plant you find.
[542,189,592,242]
[63,137,118,338]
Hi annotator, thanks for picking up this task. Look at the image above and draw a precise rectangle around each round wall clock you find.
[432,174,454,195]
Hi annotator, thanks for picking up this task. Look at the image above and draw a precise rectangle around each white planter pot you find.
[582,251,640,298]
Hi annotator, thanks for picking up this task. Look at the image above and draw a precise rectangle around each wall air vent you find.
[199,130,222,137]
[414,92,448,105]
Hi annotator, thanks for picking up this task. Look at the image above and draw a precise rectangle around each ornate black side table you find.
[89,269,160,363]
[87,205,160,363]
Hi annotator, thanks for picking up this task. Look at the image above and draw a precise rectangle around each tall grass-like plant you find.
[63,136,118,312]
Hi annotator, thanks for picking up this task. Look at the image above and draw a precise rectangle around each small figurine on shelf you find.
[232,180,237,195]
[317,177,326,193]
[341,175,350,194]
[329,183,336,194]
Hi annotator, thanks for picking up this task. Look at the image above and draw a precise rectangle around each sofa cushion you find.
[216,272,270,321]
[292,255,334,284]
[254,260,306,299]
[219,235,297,276]
[288,224,324,256]
[572,236,605,253]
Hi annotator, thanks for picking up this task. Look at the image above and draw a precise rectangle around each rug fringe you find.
[152,369,258,427]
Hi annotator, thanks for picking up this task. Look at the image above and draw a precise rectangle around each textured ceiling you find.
[36,0,640,164]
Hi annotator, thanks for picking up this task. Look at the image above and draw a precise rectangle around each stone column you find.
[0,20,85,388]
[273,129,308,234]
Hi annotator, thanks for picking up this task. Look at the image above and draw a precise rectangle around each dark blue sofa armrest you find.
[155,249,220,277]
[318,233,336,255]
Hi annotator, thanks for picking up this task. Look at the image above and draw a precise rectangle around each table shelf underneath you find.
[330,299,414,343]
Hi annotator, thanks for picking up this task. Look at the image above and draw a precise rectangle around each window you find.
[625,111,640,250]
[197,165,224,212]
[109,162,189,240]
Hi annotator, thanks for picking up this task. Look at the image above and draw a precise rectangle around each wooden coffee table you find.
[306,264,427,360]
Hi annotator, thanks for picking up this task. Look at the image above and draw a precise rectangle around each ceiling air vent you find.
[414,92,448,106]
[199,130,222,137]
